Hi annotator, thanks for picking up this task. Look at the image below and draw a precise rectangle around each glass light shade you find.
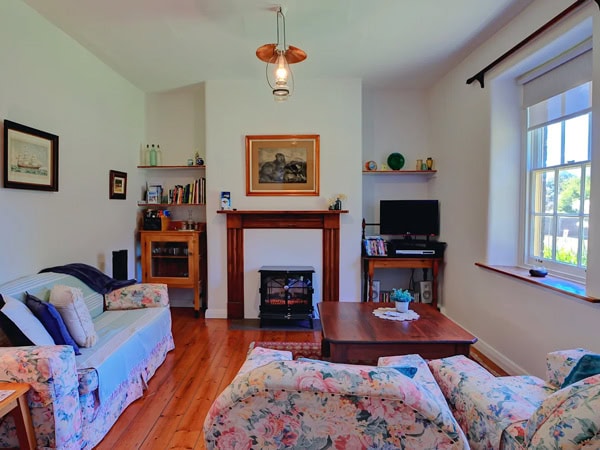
[267,51,292,101]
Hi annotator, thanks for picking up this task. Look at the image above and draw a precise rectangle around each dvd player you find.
[388,240,447,258]
[395,249,436,255]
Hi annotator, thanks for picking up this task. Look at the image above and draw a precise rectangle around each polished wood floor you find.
[95,307,504,449]
[95,307,322,450]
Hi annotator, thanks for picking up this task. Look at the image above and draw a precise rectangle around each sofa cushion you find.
[25,292,80,355]
[0,293,54,346]
[561,354,600,388]
[76,307,172,403]
[50,285,98,348]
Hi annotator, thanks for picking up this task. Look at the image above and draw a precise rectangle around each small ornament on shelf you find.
[327,193,347,210]
[426,157,434,170]
[156,145,162,166]
[195,151,204,166]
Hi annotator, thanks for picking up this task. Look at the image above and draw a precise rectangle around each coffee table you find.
[318,302,477,364]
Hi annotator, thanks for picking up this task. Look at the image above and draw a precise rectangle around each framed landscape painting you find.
[109,170,127,200]
[3,120,59,191]
[246,134,320,196]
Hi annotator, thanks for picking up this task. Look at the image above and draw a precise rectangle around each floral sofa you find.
[0,271,174,450]
[429,348,600,449]
[204,346,468,449]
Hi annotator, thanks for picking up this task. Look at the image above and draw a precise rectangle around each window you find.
[523,77,591,280]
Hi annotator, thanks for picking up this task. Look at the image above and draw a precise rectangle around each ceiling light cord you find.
[276,7,286,52]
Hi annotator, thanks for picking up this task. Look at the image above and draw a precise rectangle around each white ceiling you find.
[23,0,535,93]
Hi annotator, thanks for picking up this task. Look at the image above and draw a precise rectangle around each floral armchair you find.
[428,348,600,449]
[204,347,468,449]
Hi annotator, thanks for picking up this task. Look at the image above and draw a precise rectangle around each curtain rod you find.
[467,0,599,88]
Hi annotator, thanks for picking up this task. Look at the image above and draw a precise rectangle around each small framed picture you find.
[372,280,381,302]
[147,185,162,204]
[109,170,127,200]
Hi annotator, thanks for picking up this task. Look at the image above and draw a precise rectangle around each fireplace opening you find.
[259,266,315,328]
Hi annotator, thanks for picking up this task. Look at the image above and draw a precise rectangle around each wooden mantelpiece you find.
[217,209,348,319]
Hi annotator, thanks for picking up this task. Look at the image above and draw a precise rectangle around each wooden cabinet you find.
[140,227,206,317]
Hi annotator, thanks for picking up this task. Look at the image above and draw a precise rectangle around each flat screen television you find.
[379,200,440,237]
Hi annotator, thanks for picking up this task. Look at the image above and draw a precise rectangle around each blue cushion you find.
[562,354,600,388]
[25,293,80,355]
[389,366,417,378]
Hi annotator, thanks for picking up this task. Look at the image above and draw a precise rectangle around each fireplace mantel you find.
[217,209,348,319]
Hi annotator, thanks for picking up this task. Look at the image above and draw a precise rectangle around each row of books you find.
[146,178,206,204]
[363,236,387,256]
[169,178,206,204]
[375,290,394,303]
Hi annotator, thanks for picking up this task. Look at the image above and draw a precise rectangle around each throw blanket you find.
[40,263,136,294]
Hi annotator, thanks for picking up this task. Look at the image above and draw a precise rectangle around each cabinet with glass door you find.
[140,226,206,317]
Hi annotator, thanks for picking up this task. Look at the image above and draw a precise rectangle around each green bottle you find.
[149,145,157,166]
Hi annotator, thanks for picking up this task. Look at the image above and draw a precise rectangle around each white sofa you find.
[0,271,174,449]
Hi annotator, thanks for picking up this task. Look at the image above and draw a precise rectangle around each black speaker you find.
[112,249,128,280]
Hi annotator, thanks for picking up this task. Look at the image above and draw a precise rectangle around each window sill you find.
[475,263,599,303]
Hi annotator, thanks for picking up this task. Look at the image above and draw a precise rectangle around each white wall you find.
[0,2,144,284]
[204,79,363,318]
[429,0,600,377]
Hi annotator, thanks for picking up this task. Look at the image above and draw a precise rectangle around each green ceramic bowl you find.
[387,152,405,170]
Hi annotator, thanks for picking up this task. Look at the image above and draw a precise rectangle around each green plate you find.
[387,152,405,170]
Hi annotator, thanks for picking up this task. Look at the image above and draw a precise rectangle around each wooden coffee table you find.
[318,302,477,364]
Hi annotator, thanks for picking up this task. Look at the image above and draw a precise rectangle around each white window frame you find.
[521,81,591,281]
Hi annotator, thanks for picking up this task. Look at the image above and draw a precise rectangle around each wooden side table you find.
[0,382,36,450]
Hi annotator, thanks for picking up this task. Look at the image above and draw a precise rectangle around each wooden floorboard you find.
[94,307,504,449]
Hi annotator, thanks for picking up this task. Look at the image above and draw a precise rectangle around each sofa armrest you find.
[429,355,545,450]
[104,283,169,310]
[545,348,594,389]
[526,373,600,448]
[0,345,79,407]
[0,345,82,449]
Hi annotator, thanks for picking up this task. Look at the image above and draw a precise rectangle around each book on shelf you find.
[166,177,206,205]
[363,236,387,256]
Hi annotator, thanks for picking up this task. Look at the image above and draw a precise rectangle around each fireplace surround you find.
[217,209,347,319]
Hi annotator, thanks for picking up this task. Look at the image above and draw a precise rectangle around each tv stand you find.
[362,256,442,309]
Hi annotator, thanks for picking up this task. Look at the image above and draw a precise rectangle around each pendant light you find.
[256,7,307,101]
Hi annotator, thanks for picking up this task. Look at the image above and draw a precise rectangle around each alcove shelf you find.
[137,165,206,169]
[362,170,437,175]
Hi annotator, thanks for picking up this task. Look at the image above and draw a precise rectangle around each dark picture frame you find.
[246,134,320,196]
[109,170,127,200]
[3,120,59,191]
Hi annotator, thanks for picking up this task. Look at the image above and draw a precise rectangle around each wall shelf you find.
[138,165,205,169]
[362,170,437,175]
[138,202,205,207]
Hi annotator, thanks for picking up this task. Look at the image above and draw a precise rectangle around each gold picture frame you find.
[246,134,320,196]
[3,120,59,191]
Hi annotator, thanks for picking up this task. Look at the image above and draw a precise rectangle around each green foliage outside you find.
[543,245,587,267]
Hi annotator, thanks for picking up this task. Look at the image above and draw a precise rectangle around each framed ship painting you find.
[3,120,59,191]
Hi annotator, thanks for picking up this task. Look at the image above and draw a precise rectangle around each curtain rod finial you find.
[466,72,485,88]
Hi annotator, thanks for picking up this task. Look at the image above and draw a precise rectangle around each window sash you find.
[524,112,590,279]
